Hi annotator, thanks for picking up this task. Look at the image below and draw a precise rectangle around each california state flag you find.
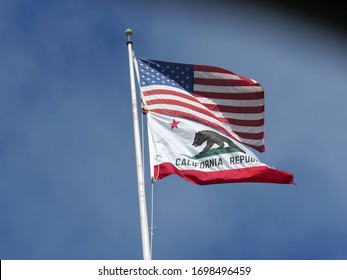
[147,112,294,185]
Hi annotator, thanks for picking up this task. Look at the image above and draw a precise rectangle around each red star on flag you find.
[170,119,180,130]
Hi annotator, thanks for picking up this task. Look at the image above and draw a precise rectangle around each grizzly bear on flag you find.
[192,130,246,155]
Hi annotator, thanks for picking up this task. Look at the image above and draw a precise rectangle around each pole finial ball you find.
[125,29,133,36]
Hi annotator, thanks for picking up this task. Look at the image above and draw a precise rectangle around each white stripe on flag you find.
[194,84,263,93]
[194,71,241,80]
[211,111,264,121]
[196,97,263,107]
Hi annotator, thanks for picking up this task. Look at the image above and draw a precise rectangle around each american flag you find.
[136,58,265,152]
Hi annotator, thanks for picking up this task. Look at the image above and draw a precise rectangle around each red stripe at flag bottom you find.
[154,163,295,185]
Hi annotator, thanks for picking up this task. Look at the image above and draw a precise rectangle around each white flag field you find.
[147,112,294,185]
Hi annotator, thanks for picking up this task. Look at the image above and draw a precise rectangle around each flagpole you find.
[125,28,151,260]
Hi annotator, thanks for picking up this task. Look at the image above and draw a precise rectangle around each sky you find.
[1,0,347,260]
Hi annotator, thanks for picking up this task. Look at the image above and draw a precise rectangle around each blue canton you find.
[137,58,194,93]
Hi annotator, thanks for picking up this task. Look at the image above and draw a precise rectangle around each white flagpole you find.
[125,28,151,260]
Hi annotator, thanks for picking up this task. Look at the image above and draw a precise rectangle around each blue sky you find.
[1,0,347,260]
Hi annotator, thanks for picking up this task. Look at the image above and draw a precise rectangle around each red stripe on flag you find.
[194,78,261,87]
[245,143,265,152]
[143,89,198,103]
[220,118,264,127]
[154,163,295,185]
[235,131,264,140]
[193,65,256,85]
[193,91,264,100]
[193,64,237,74]
[203,104,264,114]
